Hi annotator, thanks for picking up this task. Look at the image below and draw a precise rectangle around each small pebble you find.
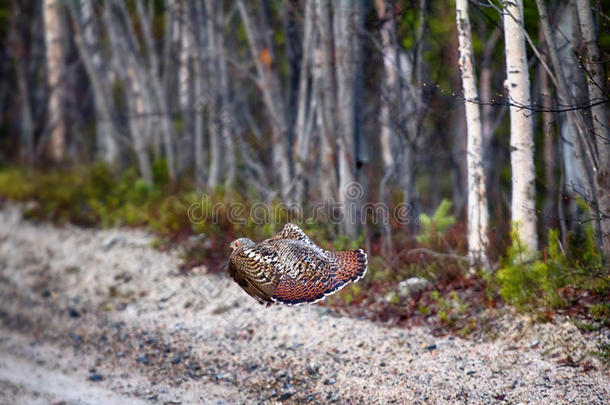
[278,391,294,400]
[138,354,149,364]
[306,364,319,375]
[187,362,201,370]
[324,378,336,385]
[89,373,103,382]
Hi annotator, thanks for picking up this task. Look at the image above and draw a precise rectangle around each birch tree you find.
[575,0,610,261]
[503,0,538,251]
[43,0,67,162]
[456,0,490,268]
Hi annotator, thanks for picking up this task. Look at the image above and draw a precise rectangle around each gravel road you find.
[0,204,608,404]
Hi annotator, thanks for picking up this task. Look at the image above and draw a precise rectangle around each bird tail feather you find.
[327,249,367,283]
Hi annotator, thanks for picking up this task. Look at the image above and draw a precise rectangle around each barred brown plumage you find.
[228,223,367,305]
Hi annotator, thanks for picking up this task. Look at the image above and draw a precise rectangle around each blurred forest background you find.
[0,0,608,327]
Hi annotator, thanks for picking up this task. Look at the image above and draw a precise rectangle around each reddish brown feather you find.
[271,249,367,305]
[326,249,368,283]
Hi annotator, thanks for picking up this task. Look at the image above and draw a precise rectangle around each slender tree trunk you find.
[315,0,338,203]
[216,4,235,189]
[193,53,206,187]
[237,0,292,202]
[374,0,398,173]
[456,0,490,269]
[16,65,34,164]
[575,0,610,261]
[400,0,427,221]
[70,0,119,167]
[177,0,194,176]
[134,0,176,182]
[204,0,223,189]
[128,67,154,185]
[480,28,501,147]
[11,8,35,164]
[10,3,37,164]
[537,0,604,256]
[375,0,399,253]
[503,0,538,251]
[293,0,315,203]
[538,29,557,234]
[479,28,504,217]
[43,0,67,162]
[335,0,363,238]
[104,2,153,184]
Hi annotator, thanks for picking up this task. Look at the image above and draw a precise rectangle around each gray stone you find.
[397,277,430,297]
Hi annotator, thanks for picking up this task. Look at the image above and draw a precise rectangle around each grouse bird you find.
[228,223,367,305]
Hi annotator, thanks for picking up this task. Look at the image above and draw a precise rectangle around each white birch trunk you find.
[43,0,66,162]
[503,0,538,251]
[456,0,490,268]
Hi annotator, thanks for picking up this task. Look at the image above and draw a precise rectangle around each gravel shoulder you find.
[0,204,608,404]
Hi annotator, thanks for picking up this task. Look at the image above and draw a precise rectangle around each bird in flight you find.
[228,223,367,305]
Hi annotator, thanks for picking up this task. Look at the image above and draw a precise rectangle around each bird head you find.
[229,237,254,251]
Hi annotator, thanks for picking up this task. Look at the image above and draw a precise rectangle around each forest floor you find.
[0,203,608,404]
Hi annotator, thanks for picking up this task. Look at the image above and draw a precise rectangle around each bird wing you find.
[268,240,341,305]
[229,245,279,305]
[270,242,368,305]
[268,223,317,247]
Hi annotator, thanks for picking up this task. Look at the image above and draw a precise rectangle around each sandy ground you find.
[0,204,608,404]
